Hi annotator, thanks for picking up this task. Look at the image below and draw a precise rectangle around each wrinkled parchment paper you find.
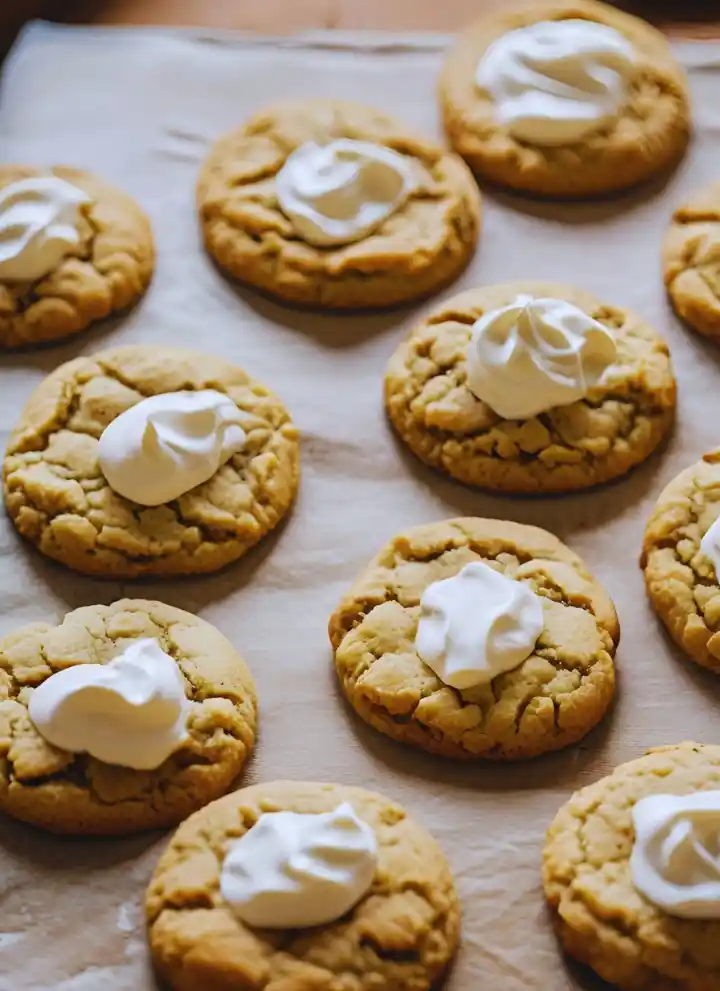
[1,23,720,991]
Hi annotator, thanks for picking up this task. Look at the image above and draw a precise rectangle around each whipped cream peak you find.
[476,19,636,146]
[631,792,720,918]
[415,561,544,690]
[28,638,190,770]
[275,139,418,247]
[98,388,246,506]
[0,175,91,282]
[466,294,617,420]
[220,802,378,928]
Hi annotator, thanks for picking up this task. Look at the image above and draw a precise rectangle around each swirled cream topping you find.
[28,638,190,771]
[220,803,378,928]
[466,294,617,420]
[0,176,91,281]
[415,562,544,690]
[275,139,418,246]
[98,389,246,506]
[475,19,636,146]
[631,792,720,918]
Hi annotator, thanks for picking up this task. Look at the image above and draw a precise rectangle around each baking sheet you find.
[1,22,720,991]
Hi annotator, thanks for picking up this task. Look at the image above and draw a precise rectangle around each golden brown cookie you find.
[0,599,257,835]
[385,282,676,494]
[439,0,690,197]
[0,165,154,349]
[146,780,460,991]
[197,99,481,309]
[329,518,619,761]
[663,182,720,340]
[642,450,720,672]
[544,742,720,991]
[3,345,300,578]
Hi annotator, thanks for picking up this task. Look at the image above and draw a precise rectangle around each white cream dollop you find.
[466,294,617,420]
[630,792,720,918]
[0,176,92,282]
[475,19,636,146]
[415,562,544,690]
[220,802,378,928]
[700,517,720,577]
[275,139,417,247]
[28,638,190,771]
[98,389,246,506]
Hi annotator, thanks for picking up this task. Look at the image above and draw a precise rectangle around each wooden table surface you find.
[3,0,720,42]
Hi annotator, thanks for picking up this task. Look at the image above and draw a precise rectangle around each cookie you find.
[146,780,460,991]
[329,517,619,760]
[439,0,690,197]
[0,599,257,835]
[642,450,720,672]
[0,165,154,349]
[544,742,720,991]
[385,282,676,494]
[197,99,481,309]
[3,345,300,578]
[663,181,720,340]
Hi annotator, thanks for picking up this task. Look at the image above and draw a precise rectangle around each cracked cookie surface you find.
[0,165,154,349]
[0,599,257,835]
[146,780,459,991]
[663,182,720,340]
[197,99,481,309]
[642,451,720,672]
[3,344,300,578]
[385,282,676,494]
[329,518,619,760]
[439,0,690,198]
[543,742,720,991]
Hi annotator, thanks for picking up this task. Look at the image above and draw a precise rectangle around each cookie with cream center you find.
[0,599,257,835]
[146,781,460,991]
[385,281,675,494]
[439,0,690,197]
[3,344,300,578]
[544,742,720,990]
[197,99,481,309]
[330,517,619,761]
[0,165,154,349]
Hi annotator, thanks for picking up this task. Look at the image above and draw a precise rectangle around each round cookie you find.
[197,99,481,309]
[642,451,720,672]
[439,0,690,198]
[3,344,299,578]
[146,780,460,991]
[663,182,720,340]
[385,282,676,494]
[0,165,154,349]
[544,742,720,991]
[329,517,619,760]
[0,599,257,835]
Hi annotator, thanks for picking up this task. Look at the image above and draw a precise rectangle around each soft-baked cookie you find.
[663,181,720,340]
[642,450,720,672]
[0,599,257,835]
[544,742,720,991]
[329,518,619,760]
[146,780,460,991]
[439,0,690,197]
[0,165,154,349]
[197,99,481,309]
[385,282,676,494]
[3,345,300,578]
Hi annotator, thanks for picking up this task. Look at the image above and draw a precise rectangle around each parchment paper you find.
[1,22,720,991]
